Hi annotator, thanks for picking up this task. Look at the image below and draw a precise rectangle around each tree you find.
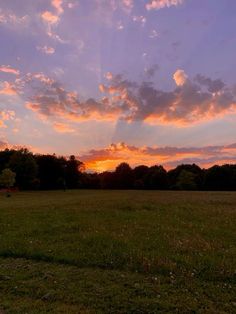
[8,149,38,190]
[144,165,169,189]
[35,154,65,190]
[176,170,197,190]
[114,163,133,189]
[65,155,84,189]
[133,165,149,189]
[203,164,236,191]
[168,164,203,190]
[0,168,16,196]
[0,149,15,173]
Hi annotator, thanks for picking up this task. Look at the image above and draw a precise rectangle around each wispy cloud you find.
[0,65,20,75]
[0,110,16,128]
[146,0,184,11]
[53,122,75,133]
[0,9,29,27]
[51,0,64,15]
[0,81,18,95]
[132,15,146,26]
[37,46,55,55]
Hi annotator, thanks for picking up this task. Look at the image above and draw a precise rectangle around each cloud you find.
[0,9,29,28]
[0,65,20,75]
[122,0,134,9]
[146,0,184,11]
[98,72,236,124]
[194,74,225,93]
[132,15,146,26]
[53,122,75,133]
[37,46,55,54]
[119,0,134,13]
[149,29,159,38]
[41,0,64,25]
[0,110,16,128]
[41,11,59,24]
[68,2,78,9]
[117,21,124,30]
[23,70,236,126]
[144,64,159,78]
[0,81,18,95]
[51,0,64,15]
[79,141,236,172]
[173,69,188,86]
[40,0,66,42]
[104,72,113,80]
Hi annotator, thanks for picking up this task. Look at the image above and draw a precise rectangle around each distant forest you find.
[0,148,236,191]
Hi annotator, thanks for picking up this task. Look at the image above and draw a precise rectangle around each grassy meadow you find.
[0,190,235,313]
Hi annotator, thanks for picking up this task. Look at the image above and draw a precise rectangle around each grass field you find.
[0,190,235,313]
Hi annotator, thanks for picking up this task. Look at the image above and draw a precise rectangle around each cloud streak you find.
[0,65,20,75]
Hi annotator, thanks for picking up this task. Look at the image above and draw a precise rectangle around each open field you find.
[0,190,235,313]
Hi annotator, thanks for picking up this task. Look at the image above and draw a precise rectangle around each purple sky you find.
[0,0,236,171]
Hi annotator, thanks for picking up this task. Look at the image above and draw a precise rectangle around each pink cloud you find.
[0,110,16,129]
[51,0,64,15]
[0,81,18,95]
[0,10,29,27]
[53,122,75,133]
[146,0,184,11]
[37,46,55,54]
[22,70,236,126]
[173,69,188,86]
[0,65,20,75]
[41,11,59,24]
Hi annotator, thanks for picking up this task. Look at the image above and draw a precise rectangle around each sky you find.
[0,0,236,172]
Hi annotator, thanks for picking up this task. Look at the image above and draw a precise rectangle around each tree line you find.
[0,148,236,191]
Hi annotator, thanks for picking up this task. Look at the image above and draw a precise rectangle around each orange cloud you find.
[41,11,59,24]
[19,70,236,126]
[79,142,236,172]
[0,81,18,95]
[0,65,20,75]
[173,69,188,86]
[41,0,64,27]
[52,0,64,15]
[0,110,16,128]
[53,122,75,133]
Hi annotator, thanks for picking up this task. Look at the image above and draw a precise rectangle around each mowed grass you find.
[0,190,235,313]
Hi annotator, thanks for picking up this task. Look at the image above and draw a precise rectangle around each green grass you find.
[0,190,235,313]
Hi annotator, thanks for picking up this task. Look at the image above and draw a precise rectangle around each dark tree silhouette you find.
[168,164,203,190]
[0,147,235,191]
[176,170,197,190]
[8,149,38,190]
[114,163,133,189]
[144,165,169,190]
[133,165,149,189]
[204,164,236,191]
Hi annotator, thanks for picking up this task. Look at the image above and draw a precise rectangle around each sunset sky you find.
[0,0,236,171]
